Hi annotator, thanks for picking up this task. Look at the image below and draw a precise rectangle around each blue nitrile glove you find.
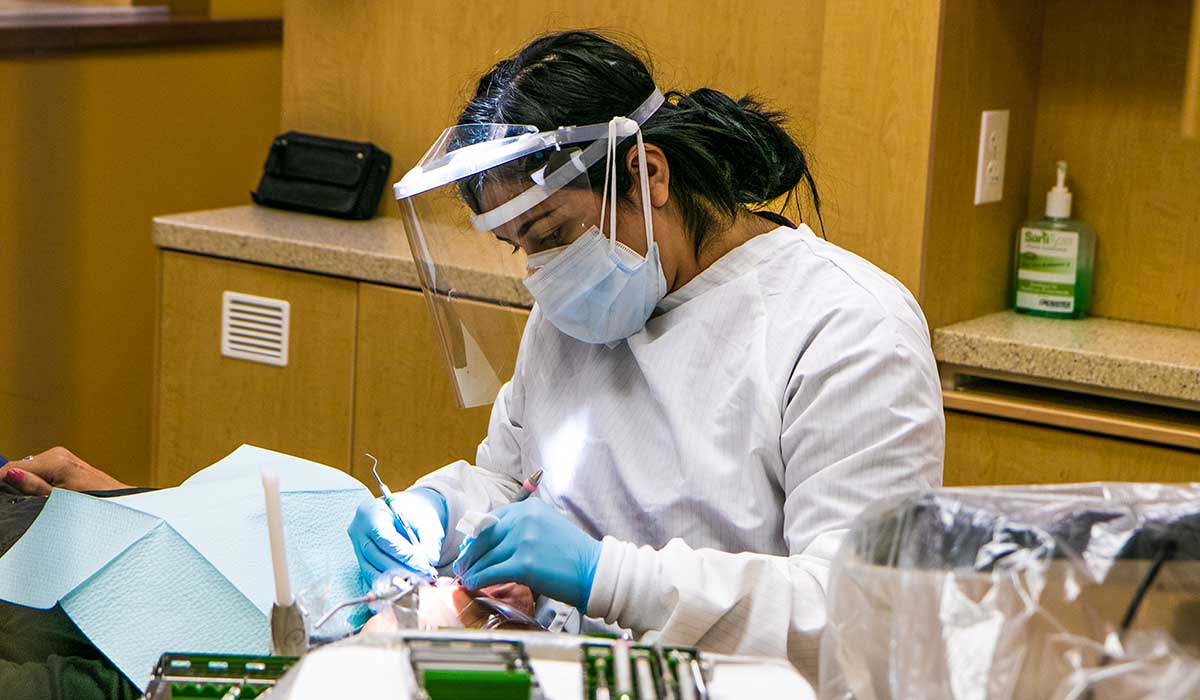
[348,487,447,584]
[452,498,601,611]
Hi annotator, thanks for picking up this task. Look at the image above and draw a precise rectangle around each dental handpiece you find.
[513,469,543,502]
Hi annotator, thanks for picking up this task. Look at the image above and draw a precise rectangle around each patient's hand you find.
[0,447,129,496]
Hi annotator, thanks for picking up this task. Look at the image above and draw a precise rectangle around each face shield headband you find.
[386,89,665,406]
[465,88,664,232]
[392,88,664,224]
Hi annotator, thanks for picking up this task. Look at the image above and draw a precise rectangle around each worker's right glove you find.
[348,487,447,584]
[451,498,601,611]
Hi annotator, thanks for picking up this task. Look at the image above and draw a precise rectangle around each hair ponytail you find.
[459,31,822,251]
[650,88,820,244]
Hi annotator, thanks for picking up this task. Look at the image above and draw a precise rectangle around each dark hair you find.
[458,30,821,252]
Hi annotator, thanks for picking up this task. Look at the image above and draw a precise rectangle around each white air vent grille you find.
[221,291,290,367]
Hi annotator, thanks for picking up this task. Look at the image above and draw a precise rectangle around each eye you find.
[544,229,563,247]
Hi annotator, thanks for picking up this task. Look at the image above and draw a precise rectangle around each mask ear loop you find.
[607,118,619,252]
[598,124,611,243]
[598,117,651,256]
[633,124,654,254]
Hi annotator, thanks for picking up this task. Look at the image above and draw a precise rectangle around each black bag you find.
[252,131,392,220]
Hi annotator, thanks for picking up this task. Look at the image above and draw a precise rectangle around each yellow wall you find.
[278,0,948,295]
[1030,0,1200,330]
[280,0,826,183]
[921,1,1046,330]
[813,0,941,296]
[0,43,281,486]
[921,0,1200,331]
[280,1,834,248]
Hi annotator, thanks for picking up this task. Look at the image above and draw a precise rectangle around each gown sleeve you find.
[410,311,543,564]
[584,306,945,679]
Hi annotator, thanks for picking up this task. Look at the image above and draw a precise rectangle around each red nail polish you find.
[4,468,24,485]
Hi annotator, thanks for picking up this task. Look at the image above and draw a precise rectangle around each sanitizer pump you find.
[1013,161,1097,319]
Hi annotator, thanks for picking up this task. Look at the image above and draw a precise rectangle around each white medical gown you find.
[413,224,945,678]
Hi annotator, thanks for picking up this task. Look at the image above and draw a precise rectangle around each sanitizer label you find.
[1016,227,1077,313]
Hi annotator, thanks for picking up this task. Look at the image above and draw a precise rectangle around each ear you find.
[625,143,671,208]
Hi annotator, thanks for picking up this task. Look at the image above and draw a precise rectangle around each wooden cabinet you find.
[922,1,1200,332]
[154,251,357,485]
[944,411,1200,487]
[153,252,529,488]
[922,1,1200,485]
[155,249,1196,489]
[351,284,528,489]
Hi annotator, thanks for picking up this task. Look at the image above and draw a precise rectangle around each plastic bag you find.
[819,483,1200,700]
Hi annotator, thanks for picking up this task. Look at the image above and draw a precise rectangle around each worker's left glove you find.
[452,498,601,611]
[348,487,446,584]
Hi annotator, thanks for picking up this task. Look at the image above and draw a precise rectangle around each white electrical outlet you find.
[974,109,1009,205]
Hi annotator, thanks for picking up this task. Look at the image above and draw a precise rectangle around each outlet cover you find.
[974,109,1009,205]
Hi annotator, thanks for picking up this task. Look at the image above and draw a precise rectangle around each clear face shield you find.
[393,90,664,407]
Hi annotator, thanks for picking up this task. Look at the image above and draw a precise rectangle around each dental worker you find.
[349,31,943,676]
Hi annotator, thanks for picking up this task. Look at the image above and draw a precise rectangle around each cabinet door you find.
[945,411,1200,486]
[154,251,357,485]
[352,283,528,489]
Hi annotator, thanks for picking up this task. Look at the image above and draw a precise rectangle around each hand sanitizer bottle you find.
[1013,161,1096,318]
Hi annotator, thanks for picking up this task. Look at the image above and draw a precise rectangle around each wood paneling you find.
[942,383,1200,451]
[812,0,942,294]
[154,252,356,485]
[921,1,1046,329]
[276,0,1200,496]
[1029,0,1200,330]
[1185,0,1200,138]
[944,411,1200,487]
[279,0,828,228]
[923,0,1200,331]
[351,283,528,490]
[0,44,281,487]
[0,16,281,56]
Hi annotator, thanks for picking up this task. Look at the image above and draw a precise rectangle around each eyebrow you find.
[517,209,553,241]
[493,209,553,247]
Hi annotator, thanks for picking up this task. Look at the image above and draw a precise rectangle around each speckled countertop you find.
[934,311,1200,406]
[152,205,532,306]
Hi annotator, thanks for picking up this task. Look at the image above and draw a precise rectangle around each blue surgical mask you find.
[523,226,667,344]
[522,115,667,345]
